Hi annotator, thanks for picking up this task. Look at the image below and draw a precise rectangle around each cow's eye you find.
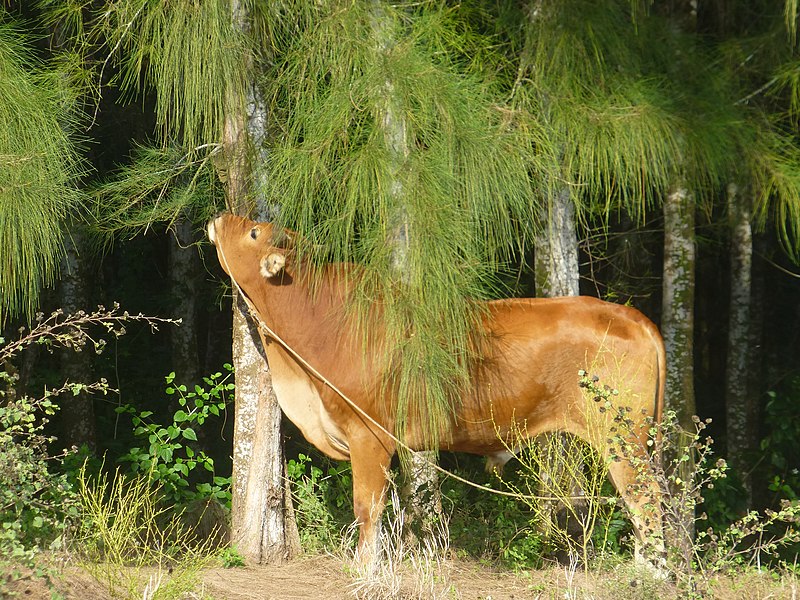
[250,227,259,240]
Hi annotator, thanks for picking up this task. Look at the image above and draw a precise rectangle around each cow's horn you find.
[260,253,286,279]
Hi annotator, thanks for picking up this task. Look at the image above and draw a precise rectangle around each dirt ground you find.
[4,554,798,600]
[5,555,536,600]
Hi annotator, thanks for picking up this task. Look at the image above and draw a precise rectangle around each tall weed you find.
[76,462,217,600]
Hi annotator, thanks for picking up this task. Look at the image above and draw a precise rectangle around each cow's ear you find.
[271,228,295,249]
[260,252,286,279]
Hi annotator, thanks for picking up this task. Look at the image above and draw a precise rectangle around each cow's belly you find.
[264,343,350,460]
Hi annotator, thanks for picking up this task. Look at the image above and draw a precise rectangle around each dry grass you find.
[342,487,456,600]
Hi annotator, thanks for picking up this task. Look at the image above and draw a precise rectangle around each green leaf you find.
[182,428,197,441]
[174,410,188,423]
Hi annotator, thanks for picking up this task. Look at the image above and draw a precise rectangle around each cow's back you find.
[447,296,664,455]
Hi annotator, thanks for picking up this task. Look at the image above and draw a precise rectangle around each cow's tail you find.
[648,322,667,460]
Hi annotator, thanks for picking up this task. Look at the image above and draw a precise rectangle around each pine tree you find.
[0,22,84,324]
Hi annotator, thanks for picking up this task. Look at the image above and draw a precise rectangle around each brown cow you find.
[208,214,666,563]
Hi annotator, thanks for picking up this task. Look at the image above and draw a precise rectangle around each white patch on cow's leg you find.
[353,491,385,570]
[353,512,383,573]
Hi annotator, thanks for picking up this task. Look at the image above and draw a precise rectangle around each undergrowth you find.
[0,306,177,596]
[76,462,218,600]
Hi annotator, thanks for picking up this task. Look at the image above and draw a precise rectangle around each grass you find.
[74,462,219,600]
[343,485,456,600]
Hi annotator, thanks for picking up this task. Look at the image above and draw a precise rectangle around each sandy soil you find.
[5,554,797,600]
[3,555,570,600]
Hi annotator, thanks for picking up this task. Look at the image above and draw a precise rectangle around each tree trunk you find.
[225,0,299,564]
[229,295,298,562]
[747,231,767,507]
[662,184,697,427]
[534,186,580,298]
[57,223,96,452]
[370,2,443,545]
[724,182,754,509]
[661,182,697,554]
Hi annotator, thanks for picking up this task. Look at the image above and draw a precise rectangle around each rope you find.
[218,240,611,504]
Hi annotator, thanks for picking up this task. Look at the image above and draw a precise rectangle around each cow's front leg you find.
[349,430,395,565]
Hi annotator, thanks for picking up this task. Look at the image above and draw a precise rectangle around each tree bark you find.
[661,182,697,553]
[57,223,96,452]
[229,296,299,562]
[747,231,766,506]
[724,182,754,508]
[225,0,299,564]
[534,186,580,298]
[662,184,697,427]
[370,2,443,544]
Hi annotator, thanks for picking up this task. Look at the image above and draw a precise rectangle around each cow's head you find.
[207,214,294,286]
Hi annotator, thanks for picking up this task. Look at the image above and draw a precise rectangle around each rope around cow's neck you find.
[218,243,610,503]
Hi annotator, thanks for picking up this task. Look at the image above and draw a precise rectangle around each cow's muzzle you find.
[207,217,220,246]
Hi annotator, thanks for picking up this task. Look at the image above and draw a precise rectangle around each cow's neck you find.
[246,264,356,361]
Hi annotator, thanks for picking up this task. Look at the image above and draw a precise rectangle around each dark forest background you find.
[2,0,800,568]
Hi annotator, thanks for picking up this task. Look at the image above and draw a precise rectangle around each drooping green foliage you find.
[96,0,250,154]
[91,144,222,240]
[0,22,84,324]
[750,127,800,260]
[712,3,800,261]
[506,0,740,225]
[89,0,252,234]
[264,1,535,447]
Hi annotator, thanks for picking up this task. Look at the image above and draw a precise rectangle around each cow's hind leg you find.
[607,452,666,569]
[349,432,394,565]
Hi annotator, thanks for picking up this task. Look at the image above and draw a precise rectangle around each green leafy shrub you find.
[443,470,544,569]
[760,381,800,503]
[0,390,81,563]
[218,545,245,568]
[286,452,353,552]
[116,365,234,506]
[0,306,174,565]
